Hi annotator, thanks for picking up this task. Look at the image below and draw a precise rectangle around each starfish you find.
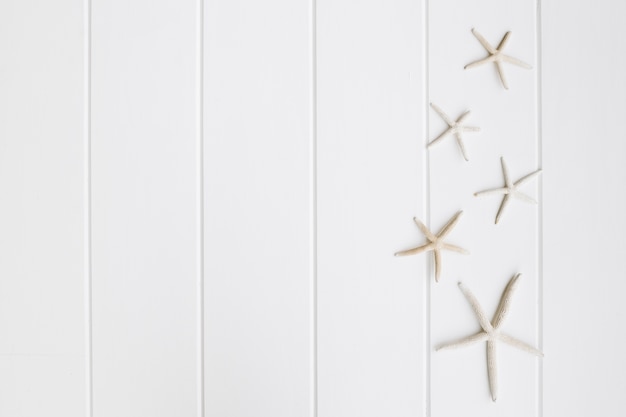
[429,103,480,161]
[394,210,469,282]
[474,157,541,224]
[465,28,532,90]
[437,274,543,402]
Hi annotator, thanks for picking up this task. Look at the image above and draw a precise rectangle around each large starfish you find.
[474,157,541,224]
[394,210,469,282]
[429,103,480,161]
[437,274,543,402]
[465,28,532,90]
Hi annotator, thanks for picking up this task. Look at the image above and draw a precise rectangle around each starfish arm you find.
[394,243,432,257]
[512,190,537,204]
[474,187,508,197]
[514,168,542,187]
[460,125,481,133]
[436,331,489,351]
[441,243,469,255]
[496,60,509,89]
[492,273,521,329]
[498,333,544,357]
[458,282,493,332]
[430,102,453,125]
[464,55,495,70]
[495,194,511,224]
[487,340,498,402]
[454,132,469,161]
[500,157,512,187]
[413,217,437,241]
[428,128,452,148]
[456,109,472,124]
[501,54,532,69]
[497,31,512,51]
[437,210,464,240]
[471,28,497,54]
[433,249,442,282]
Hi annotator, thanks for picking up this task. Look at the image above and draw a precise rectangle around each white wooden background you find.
[0,0,625,416]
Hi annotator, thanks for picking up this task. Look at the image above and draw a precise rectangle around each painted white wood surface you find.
[0,0,625,416]
[203,0,313,416]
[428,1,541,416]
[316,0,426,416]
[542,1,626,415]
[0,1,86,415]
[90,0,200,415]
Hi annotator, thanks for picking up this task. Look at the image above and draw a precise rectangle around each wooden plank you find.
[316,0,427,415]
[203,0,313,416]
[90,1,200,415]
[428,1,541,415]
[542,1,626,415]
[0,1,86,415]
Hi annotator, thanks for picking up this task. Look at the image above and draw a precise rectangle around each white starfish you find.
[465,28,532,90]
[429,103,480,161]
[395,210,469,282]
[437,274,543,402]
[474,157,541,224]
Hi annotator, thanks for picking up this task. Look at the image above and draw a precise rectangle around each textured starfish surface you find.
[437,274,543,402]
[395,210,469,282]
[429,103,480,161]
[465,28,532,90]
[475,157,541,224]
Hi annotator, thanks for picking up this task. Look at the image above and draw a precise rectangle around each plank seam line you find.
[536,0,544,416]
[422,0,432,415]
[309,0,319,415]
[196,0,206,415]
[84,0,93,414]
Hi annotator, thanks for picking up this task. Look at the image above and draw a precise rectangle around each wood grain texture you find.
[0,1,86,415]
[91,1,199,415]
[316,0,427,415]
[203,1,313,416]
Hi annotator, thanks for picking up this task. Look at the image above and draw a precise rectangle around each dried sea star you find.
[465,29,532,90]
[437,274,543,401]
[395,210,469,282]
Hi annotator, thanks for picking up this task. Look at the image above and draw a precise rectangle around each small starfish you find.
[465,28,532,90]
[437,274,543,402]
[429,103,480,161]
[474,157,541,224]
[395,210,469,282]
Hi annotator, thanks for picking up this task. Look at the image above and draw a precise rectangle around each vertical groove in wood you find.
[309,0,318,415]
[535,0,544,416]
[196,0,205,415]
[84,0,93,415]
[422,0,432,415]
